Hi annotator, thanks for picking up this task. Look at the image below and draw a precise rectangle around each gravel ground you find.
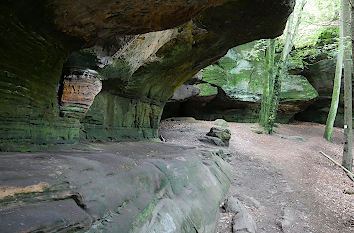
[159,119,354,233]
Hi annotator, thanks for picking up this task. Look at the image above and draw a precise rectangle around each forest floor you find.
[159,119,354,233]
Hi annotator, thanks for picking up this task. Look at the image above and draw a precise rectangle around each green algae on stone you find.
[280,75,318,101]
[0,0,294,149]
[196,83,218,96]
[81,91,163,142]
[202,41,318,103]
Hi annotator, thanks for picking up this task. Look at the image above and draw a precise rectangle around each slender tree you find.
[324,0,345,141]
[259,39,276,134]
[260,0,306,134]
[342,0,352,172]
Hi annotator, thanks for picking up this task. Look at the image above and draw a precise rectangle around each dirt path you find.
[159,119,354,233]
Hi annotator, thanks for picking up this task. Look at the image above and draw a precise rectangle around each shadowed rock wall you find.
[0,0,294,150]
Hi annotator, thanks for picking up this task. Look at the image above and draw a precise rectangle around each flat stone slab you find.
[0,142,231,233]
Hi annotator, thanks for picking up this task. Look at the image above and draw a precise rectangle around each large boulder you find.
[0,142,231,233]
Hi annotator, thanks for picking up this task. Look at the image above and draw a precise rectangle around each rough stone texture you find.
[295,58,354,127]
[59,69,102,119]
[0,3,81,151]
[0,142,231,233]
[224,197,257,233]
[207,127,231,146]
[213,119,229,128]
[171,84,201,102]
[81,92,163,141]
[0,0,294,150]
[163,41,318,123]
[49,0,228,45]
[199,136,228,147]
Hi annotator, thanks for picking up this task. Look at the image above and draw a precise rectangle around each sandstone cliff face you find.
[0,0,294,150]
[163,41,318,123]
[295,58,354,127]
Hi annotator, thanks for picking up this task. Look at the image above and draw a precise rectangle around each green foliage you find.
[318,26,340,44]
[251,129,263,134]
[289,26,339,68]
[290,0,340,48]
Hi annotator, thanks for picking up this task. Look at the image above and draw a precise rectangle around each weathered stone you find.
[213,119,229,128]
[199,136,228,147]
[207,127,231,146]
[170,84,200,102]
[0,142,231,233]
[296,58,354,127]
[163,41,318,123]
[0,0,294,149]
[49,0,228,45]
[233,209,257,233]
[81,92,163,141]
[59,68,102,119]
[224,197,257,233]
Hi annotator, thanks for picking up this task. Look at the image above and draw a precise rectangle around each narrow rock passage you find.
[159,119,354,233]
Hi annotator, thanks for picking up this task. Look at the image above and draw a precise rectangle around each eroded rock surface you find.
[163,41,318,123]
[295,58,354,127]
[59,68,102,119]
[0,0,294,150]
[0,142,231,233]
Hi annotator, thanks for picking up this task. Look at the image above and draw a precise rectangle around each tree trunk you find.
[259,39,276,134]
[324,2,345,141]
[289,0,307,52]
[261,0,306,134]
[342,0,353,172]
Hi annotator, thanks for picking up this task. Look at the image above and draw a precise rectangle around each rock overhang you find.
[0,0,295,149]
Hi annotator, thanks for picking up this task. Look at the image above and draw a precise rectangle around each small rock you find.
[233,210,257,233]
[224,197,243,214]
[280,135,306,142]
[225,197,257,233]
[213,119,229,128]
[207,127,231,146]
[198,136,227,147]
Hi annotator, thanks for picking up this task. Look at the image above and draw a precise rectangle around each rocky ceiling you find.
[0,0,295,151]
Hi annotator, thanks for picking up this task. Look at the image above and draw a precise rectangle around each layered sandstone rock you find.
[0,0,294,150]
[163,41,318,123]
[0,143,231,233]
[59,68,102,119]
